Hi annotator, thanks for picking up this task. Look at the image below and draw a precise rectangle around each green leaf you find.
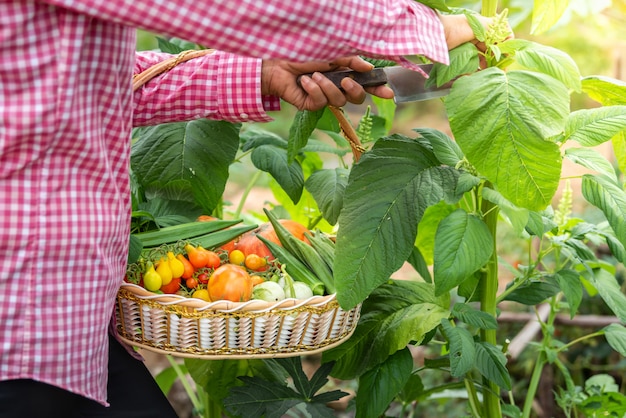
[499,39,581,91]
[474,342,511,390]
[407,246,432,283]
[604,323,626,356]
[565,148,618,183]
[564,106,626,147]
[131,120,240,213]
[427,43,479,88]
[451,303,498,330]
[355,348,413,418]
[156,37,187,54]
[441,320,476,377]
[154,365,184,395]
[414,128,464,166]
[525,209,558,237]
[251,144,304,204]
[224,377,305,418]
[398,374,425,403]
[416,201,457,265]
[466,13,487,42]
[446,68,567,211]
[554,269,583,318]
[586,269,626,322]
[482,187,529,237]
[434,209,494,296]
[287,109,325,163]
[127,234,143,264]
[504,280,561,305]
[335,135,461,309]
[613,131,626,176]
[304,168,349,225]
[530,0,569,35]
[186,359,251,403]
[371,96,396,132]
[582,75,626,106]
[582,174,626,249]
[324,280,449,379]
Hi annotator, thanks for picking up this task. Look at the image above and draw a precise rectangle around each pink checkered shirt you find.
[0,0,448,406]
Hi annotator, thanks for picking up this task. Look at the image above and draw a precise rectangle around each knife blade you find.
[301,64,451,103]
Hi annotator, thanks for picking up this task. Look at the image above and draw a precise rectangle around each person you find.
[0,1,502,416]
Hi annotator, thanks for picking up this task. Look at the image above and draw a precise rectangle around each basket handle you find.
[132,49,215,92]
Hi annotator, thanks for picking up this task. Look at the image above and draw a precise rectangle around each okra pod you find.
[258,235,325,296]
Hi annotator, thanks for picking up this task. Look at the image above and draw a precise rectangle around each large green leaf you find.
[582,75,626,106]
[355,348,413,418]
[582,174,626,249]
[251,144,304,204]
[530,0,569,35]
[334,135,461,309]
[131,120,240,213]
[324,280,449,379]
[434,209,494,296]
[304,168,349,225]
[564,106,626,147]
[446,68,567,211]
[499,39,581,91]
[441,320,476,377]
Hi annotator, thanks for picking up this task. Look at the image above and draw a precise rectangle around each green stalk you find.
[479,196,502,418]
[482,0,498,17]
[233,170,262,219]
[166,355,202,411]
[521,349,546,418]
[465,377,483,418]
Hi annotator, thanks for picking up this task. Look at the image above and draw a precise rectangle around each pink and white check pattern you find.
[0,0,447,406]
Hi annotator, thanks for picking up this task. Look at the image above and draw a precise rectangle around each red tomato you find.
[185,277,199,289]
[208,264,253,302]
[197,273,209,284]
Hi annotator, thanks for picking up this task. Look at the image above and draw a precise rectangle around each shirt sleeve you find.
[37,0,449,66]
[133,50,280,126]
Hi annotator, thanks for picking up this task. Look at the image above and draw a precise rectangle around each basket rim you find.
[119,282,338,313]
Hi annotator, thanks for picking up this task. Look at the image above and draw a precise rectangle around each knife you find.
[299,64,451,103]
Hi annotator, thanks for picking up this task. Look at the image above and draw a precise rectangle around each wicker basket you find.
[116,283,361,358]
[121,50,363,358]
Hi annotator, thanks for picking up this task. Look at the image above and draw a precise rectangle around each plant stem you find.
[521,349,546,418]
[166,355,202,411]
[556,331,604,353]
[465,377,483,418]
[233,170,263,219]
[479,196,502,418]
[482,0,498,16]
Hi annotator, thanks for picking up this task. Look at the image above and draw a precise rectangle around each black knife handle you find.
[296,68,388,90]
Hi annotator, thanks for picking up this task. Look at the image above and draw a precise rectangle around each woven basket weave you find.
[116,283,361,358]
[121,50,362,358]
